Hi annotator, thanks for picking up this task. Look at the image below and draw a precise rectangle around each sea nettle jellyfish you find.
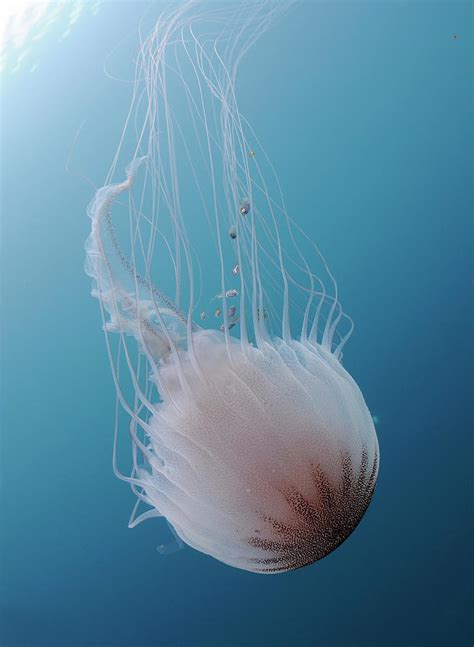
[85,0,379,573]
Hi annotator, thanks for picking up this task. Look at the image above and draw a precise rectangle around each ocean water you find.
[1,2,472,647]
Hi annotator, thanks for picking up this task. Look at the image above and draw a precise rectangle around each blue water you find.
[1,2,472,646]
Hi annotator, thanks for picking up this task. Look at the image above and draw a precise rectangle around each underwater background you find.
[1,2,472,646]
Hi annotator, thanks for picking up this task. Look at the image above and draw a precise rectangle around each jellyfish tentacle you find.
[85,156,197,406]
[156,522,185,555]
[128,506,162,529]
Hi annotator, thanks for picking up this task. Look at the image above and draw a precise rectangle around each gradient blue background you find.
[1,2,472,646]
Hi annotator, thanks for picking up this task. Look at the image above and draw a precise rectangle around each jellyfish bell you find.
[147,330,377,572]
[85,1,379,574]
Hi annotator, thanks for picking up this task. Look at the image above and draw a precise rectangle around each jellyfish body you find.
[143,331,377,573]
[86,1,379,574]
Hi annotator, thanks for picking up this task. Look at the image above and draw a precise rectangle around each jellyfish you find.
[85,1,378,574]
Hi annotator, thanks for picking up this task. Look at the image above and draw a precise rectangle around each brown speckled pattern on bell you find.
[248,447,379,573]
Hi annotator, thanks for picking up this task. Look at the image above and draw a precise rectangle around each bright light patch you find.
[0,1,101,74]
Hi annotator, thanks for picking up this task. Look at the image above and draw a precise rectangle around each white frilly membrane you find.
[85,1,379,573]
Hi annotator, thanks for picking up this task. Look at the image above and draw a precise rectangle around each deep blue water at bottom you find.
[1,2,472,646]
